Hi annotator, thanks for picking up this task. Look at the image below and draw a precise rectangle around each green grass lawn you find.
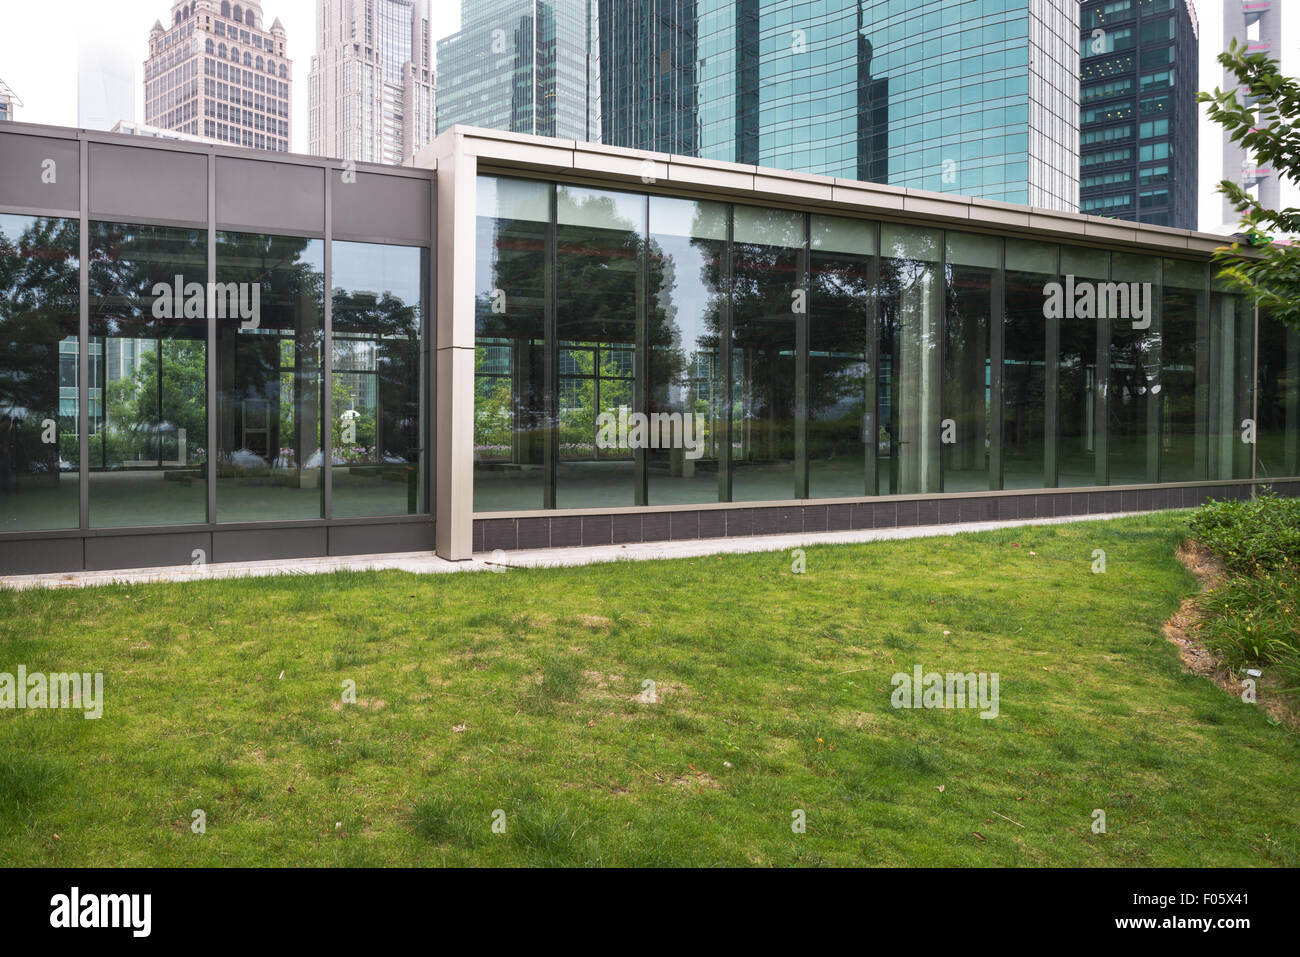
[1,512,1297,867]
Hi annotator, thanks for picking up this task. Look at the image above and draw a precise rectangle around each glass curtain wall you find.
[0,215,80,532]
[808,215,876,499]
[731,206,802,502]
[88,222,208,527]
[1160,258,1209,483]
[647,196,727,505]
[1003,239,1055,489]
[878,224,943,496]
[1057,246,1107,487]
[331,241,428,518]
[555,186,644,509]
[470,174,1300,516]
[215,232,325,522]
[1208,274,1255,481]
[474,176,550,512]
[943,231,999,492]
[1257,307,1299,481]
[1108,254,1161,485]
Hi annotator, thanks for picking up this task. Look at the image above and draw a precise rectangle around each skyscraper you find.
[1220,0,1282,227]
[435,0,601,141]
[0,80,18,122]
[308,0,436,165]
[145,1,292,152]
[596,0,1080,210]
[1078,0,1198,229]
[597,0,697,156]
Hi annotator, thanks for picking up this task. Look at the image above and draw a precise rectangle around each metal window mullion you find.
[544,184,557,509]
[634,194,648,506]
[78,137,89,536]
[323,171,334,521]
[718,205,733,503]
[864,227,880,497]
[206,151,217,526]
[795,213,809,499]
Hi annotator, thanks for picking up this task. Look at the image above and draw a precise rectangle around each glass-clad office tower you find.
[435,0,601,141]
[1078,0,1198,228]
[691,0,1079,209]
[597,0,698,156]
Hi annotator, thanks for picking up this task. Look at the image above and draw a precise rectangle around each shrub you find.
[1187,491,1300,693]
[1185,490,1300,575]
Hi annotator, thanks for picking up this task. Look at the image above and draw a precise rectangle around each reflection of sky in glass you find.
[332,241,422,306]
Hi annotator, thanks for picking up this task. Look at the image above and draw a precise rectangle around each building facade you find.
[685,0,1080,209]
[1078,0,1198,229]
[146,0,292,152]
[0,120,1297,575]
[597,0,697,156]
[110,120,222,145]
[1219,0,1282,229]
[435,0,601,142]
[0,80,19,122]
[307,0,436,166]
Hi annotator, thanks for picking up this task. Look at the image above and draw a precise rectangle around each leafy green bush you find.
[1187,491,1300,693]
[1186,490,1300,575]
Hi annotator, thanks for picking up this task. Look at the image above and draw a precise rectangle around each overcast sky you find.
[0,0,1293,232]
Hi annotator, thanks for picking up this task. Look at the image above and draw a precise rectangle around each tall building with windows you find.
[435,0,601,141]
[0,79,18,122]
[1219,0,1281,228]
[145,1,292,152]
[308,0,436,166]
[1078,0,1198,228]
[597,0,697,156]
[595,0,1080,210]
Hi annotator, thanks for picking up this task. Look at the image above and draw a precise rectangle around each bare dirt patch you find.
[1169,542,1298,729]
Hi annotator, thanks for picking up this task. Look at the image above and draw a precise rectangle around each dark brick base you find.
[473,481,1300,552]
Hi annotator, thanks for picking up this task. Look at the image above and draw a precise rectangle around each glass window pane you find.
[1003,238,1054,489]
[1256,307,1299,480]
[556,185,644,509]
[648,196,726,505]
[331,241,428,518]
[0,214,80,532]
[879,224,942,494]
[88,222,208,528]
[215,232,324,522]
[1207,283,1254,481]
[731,205,802,502]
[1108,254,1160,485]
[1160,259,1207,483]
[1058,248,1108,487]
[809,215,876,499]
[944,231,998,491]
[474,176,550,512]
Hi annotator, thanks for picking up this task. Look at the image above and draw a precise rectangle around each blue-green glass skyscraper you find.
[437,0,601,140]
[689,0,1080,209]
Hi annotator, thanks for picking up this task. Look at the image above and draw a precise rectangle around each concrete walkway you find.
[0,512,1150,590]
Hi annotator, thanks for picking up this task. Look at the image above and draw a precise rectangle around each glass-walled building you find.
[472,173,1272,511]
[1,121,1297,573]
[0,122,430,573]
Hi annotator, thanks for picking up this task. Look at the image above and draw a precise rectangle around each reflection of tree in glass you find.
[0,216,79,485]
